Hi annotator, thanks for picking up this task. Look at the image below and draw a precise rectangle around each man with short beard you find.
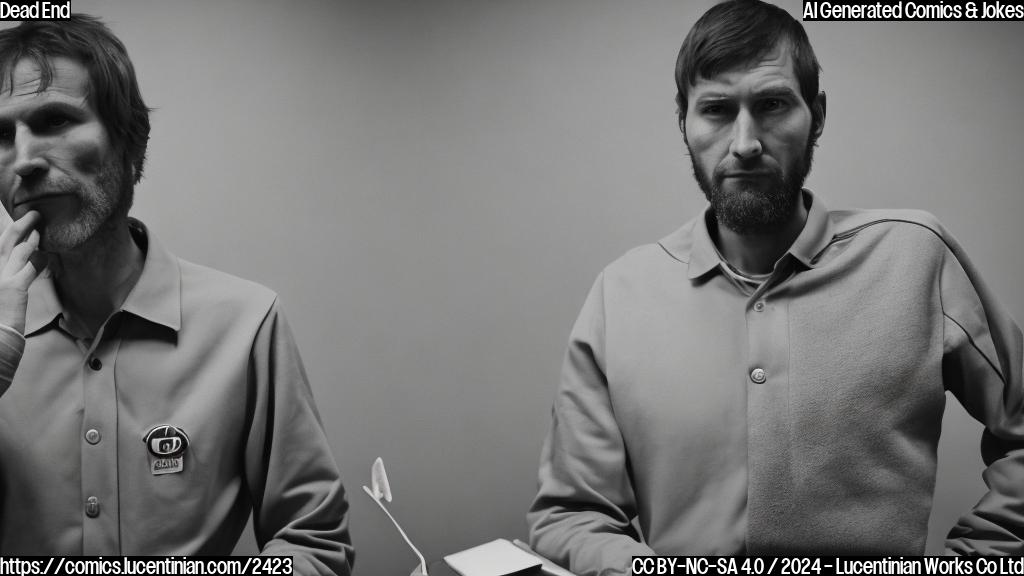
[0,16,352,573]
[527,1,1024,572]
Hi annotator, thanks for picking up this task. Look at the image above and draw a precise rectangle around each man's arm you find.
[937,230,1024,554]
[528,273,655,576]
[244,300,353,575]
[0,211,44,394]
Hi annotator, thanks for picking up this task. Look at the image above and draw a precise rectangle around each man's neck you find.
[713,200,809,276]
[51,220,145,338]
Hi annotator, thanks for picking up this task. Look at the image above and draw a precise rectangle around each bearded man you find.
[0,15,352,574]
[527,1,1024,573]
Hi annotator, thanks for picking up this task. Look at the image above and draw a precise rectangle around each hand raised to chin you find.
[0,210,46,334]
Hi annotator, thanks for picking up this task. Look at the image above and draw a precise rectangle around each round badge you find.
[143,424,190,458]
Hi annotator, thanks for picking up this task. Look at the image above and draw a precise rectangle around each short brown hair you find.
[675,0,821,126]
[0,14,151,183]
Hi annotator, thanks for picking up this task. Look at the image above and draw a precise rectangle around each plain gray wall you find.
[5,1,1023,573]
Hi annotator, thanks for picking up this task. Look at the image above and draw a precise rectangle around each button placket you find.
[745,289,794,548]
[80,339,122,553]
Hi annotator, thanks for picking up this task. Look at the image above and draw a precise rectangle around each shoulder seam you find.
[943,313,1008,386]
[656,241,688,264]
[813,218,949,265]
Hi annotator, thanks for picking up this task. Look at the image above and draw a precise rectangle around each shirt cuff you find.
[0,323,26,396]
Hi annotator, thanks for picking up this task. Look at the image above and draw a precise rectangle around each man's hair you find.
[674,0,821,124]
[0,15,150,183]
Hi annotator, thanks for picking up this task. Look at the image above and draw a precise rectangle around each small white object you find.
[362,458,427,575]
[370,457,393,502]
[443,539,541,576]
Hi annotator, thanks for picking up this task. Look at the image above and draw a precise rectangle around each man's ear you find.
[811,91,826,142]
[676,93,687,136]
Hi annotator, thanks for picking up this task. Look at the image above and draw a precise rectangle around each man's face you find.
[0,57,132,253]
[683,42,821,235]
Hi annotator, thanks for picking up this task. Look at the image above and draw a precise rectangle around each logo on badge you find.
[143,425,189,475]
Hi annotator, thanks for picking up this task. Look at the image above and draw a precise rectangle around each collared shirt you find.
[0,221,353,575]
[528,191,1024,575]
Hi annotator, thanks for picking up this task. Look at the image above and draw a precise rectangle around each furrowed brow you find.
[694,93,731,104]
[753,86,799,99]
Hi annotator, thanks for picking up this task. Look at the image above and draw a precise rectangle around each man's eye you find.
[0,126,13,143]
[700,104,726,116]
[761,98,787,112]
[45,115,72,129]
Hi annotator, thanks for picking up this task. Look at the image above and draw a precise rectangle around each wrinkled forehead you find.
[1,56,90,100]
[690,41,799,95]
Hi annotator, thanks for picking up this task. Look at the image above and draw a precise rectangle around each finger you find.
[25,229,39,250]
[9,257,44,288]
[3,231,41,280]
[0,209,11,231]
[0,211,41,261]
[4,211,39,243]
[2,241,38,280]
[6,245,47,288]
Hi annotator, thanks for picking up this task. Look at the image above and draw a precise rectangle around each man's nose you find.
[729,111,762,160]
[12,127,48,179]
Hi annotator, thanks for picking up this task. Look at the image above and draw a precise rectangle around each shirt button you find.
[85,496,100,518]
[753,300,766,312]
[750,368,767,384]
[88,357,102,371]
[85,429,101,445]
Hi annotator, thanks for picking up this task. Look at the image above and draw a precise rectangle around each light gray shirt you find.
[529,192,1024,575]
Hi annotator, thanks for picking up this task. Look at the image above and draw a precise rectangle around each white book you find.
[443,538,542,576]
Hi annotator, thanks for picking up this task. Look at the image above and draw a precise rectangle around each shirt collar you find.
[659,189,834,279]
[25,219,182,336]
[785,189,833,269]
[24,273,62,336]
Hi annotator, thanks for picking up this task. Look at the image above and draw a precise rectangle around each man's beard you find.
[689,138,815,235]
[38,156,134,254]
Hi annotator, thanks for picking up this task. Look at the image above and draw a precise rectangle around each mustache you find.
[713,160,781,180]
[19,174,80,194]
[14,176,81,206]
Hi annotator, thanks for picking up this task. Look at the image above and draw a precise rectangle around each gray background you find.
[5,0,1023,573]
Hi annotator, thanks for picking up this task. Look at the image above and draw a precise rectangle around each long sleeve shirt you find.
[0,220,353,575]
[528,191,1024,575]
